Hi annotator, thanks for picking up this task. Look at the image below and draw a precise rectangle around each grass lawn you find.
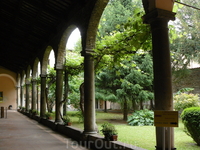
[67,110,199,150]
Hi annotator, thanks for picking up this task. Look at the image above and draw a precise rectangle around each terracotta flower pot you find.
[67,122,72,126]
[110,135,118,141]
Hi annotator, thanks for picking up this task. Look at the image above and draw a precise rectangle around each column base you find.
[83,131,97,135]
[155,146,176,150]
[54,120,63,124]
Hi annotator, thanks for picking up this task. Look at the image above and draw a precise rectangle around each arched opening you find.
[0,74,17,109]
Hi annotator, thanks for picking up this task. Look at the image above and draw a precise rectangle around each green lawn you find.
[67,110,199,150]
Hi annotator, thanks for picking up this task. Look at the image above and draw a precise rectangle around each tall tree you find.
[96,52,154,120]
[98,0,138,38]
[170,0,200,71]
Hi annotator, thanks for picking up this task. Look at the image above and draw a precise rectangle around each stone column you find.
[143,9,176,150]
[40,74,47,118]
[20,85,24,107]
[31,79,37,110]
[55,68,64,123]
[83,50,96,134]
[25,80,30,112]
[16,86,20,108]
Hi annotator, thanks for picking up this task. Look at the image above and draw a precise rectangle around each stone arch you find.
[26,65,31,80]
[83,0,109,51]
[0,74,17,87]
[21,70,26,85]
[32,58,40,79]
[56,25,77,69]
[41,46,53,75]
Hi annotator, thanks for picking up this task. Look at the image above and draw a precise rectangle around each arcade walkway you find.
[0,110,88,150]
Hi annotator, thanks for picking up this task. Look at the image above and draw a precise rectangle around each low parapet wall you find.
[19,111,146,150]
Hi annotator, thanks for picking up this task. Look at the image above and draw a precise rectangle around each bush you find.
[127,109,154,126]
[174,93,199,112]
[181,107,200,146]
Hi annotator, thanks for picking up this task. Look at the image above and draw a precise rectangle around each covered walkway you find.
[0,110,87,150]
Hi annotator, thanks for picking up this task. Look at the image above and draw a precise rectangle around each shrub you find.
[174,93,199,112]
[181,107,200,146]
[127,109,154,126]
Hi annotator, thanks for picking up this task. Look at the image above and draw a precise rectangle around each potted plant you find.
[32,109,38,116]
[18,106,22,112]
[63,116,72,126]
[100,122,118,141]
[45,112,52,120]
[22,107,25,113]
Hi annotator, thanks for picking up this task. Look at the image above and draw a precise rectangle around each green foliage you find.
[65,51,83,75]
[32,109,38,115]
[75,111,84,123]
[95,53,154,106]
[127,109,154,126]
[174,93,199,111]
[45,112,52,119]
[98,0,136,38]
[175,88,194,95]
[101,122,118,140]
[181,107,200,145]
[170,0,200,71]
[68,74,83,110]
[63,115,71,125]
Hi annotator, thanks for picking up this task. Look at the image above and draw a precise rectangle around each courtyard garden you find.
[65,110,199,150]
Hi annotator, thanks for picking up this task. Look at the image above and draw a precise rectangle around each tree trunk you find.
[45,88,51,112]
[63,71,69,116]
[123,98,128,120]
[150,99,154,110]
[36,85,39,112]
[140,100,144,110]
[104,101,107,113]
[79,83,84,114]
[132,100,139,110]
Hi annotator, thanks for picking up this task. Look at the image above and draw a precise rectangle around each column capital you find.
[31,79,37,82]
[55,64,64,70]
[25,79,31,85]
[81,48,95,56]
[40,74,47,78]
[142,8,176,24]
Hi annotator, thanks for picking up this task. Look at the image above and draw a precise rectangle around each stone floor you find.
[0,110,88,150]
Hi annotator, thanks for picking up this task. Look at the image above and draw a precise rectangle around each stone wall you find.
[172,68,200,94]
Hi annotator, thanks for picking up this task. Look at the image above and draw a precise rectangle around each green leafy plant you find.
[45,112,52,119]
[127,109,154,126]
[174,93,199,112]
[75,111,84,123]
[181,107,200,146]
[22,107,25,112]
[63,116,71,125]
[101,122,118,141]
[32,109,38,115]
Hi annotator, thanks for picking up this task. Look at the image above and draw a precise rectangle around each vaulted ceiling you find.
[0,0,97,73]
